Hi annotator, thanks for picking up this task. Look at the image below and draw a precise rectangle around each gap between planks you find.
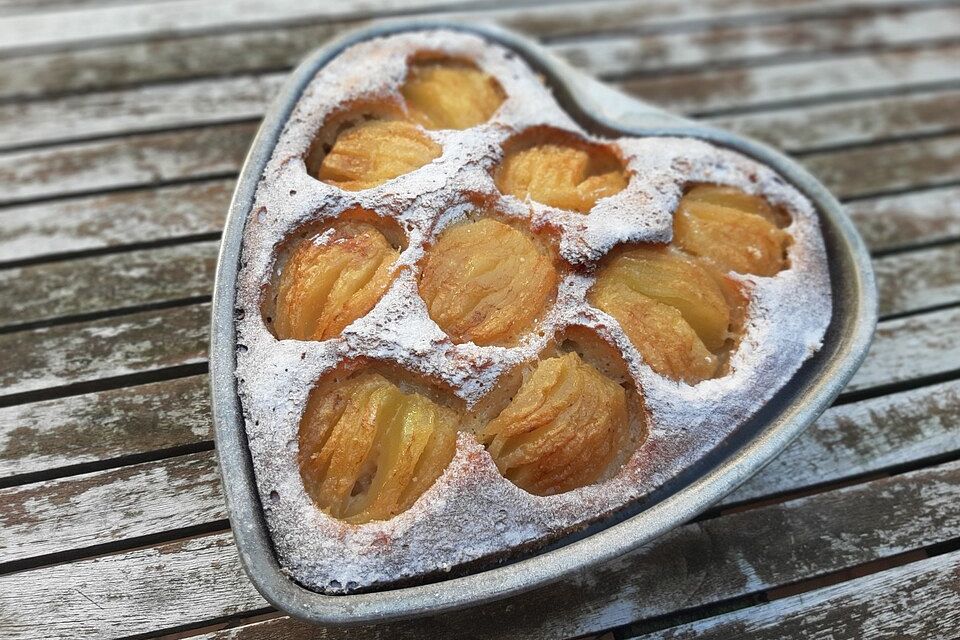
[2,456,959,639]
[0,0,956,104]
[0,0,943,57]
[4,26,960,152]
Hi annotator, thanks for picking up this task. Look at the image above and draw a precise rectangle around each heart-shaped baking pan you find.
[210,20,876,627]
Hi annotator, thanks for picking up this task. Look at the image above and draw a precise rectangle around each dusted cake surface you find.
[234,30,832,593]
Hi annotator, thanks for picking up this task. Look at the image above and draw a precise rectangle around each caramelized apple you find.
[674,185,791,276]
[596,246,732,351]
[418,218,557,345]
[299,371,459,524]
[273,222,398,340]
[316,120,441,191]
[481,352,628,495]
[402,59,505,130]
[496,137,627,212]
[589,278,719,383]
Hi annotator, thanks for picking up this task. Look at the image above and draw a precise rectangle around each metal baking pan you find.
[210,19,877,629]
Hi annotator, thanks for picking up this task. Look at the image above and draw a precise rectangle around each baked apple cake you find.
[235,30,831,593]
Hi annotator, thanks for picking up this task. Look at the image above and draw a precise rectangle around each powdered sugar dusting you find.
[234,30,832,593]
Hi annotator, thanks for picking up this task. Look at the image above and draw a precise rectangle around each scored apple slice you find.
[401,59,505,130]
[418,218,557,345]
[589,278,719,384]
[299,371,459,524]
[481,352,629,496]
[595,246,735,352]
[272,221,399,341]
[495,132,627,213]
[316,119,441,191]
[674,185,791,276]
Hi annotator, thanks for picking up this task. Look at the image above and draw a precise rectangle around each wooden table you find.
[1,0,959,637]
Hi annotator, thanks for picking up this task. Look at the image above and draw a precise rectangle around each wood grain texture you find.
[0,2,953,101]
[874,241,960,317]
[555,5,960,77]
[0,451,222,565]
[635,549,960,639]
[0,241,217,327]
[0,0,521,53]
[4,459,958,639]
[5,26,960,150]
[713,88,960,153]
[0,180,229,264]
[846,185,960,252]
[804,132,960,200]
[0,123,252,206]
[623,41,960,115]
[0,73,280,150]
[0,303,208,398]
[725,377,960,504]
[0,531,265,640]
[0,375,210,479]
[0,0,932,55]
[847,305,960,393]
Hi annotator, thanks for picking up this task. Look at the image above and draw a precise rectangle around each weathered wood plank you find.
[0,303,208,398]
[0,180,229,264]
[5,33,960,150]
[0,375,210,479]
[0,451,222,565]
[846,185,960,252]
[623,41,960,115]
[725,377,960,504]
[713,88,960,153]
[804,133,960,200]
[0,0,526,53]
[0,531,265,640]
[0,240,218,327]
[874,242,960,317]
[4,459,958,639]
[0,73,280,150]
[0,122,252,205]
[636,550,960,639]
[0,2,952,101]
[556,5,960,78]
[0,0,934,55]
[847,305,960,393]
[0,0,173,17]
